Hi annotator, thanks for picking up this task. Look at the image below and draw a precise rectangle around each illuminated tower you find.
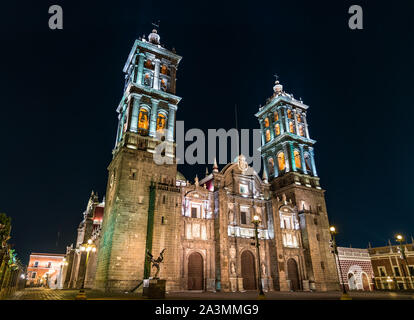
[94,29,183,292]
[256,79,339,291]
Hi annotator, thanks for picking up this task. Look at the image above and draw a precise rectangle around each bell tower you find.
[94,28,183,292]
[256,78,339,291]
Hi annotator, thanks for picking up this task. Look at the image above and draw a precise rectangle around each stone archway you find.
[348,273,357,290]
[241,251,256,290]
[287,258,300,291]
[188,252,203,290]
[361,273,370,291]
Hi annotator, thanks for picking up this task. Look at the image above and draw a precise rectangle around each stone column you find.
[283,107,289,134]
[303,114,310,139]
[114,113,122,147]
[170,65,177,94]
[294,109,299,135]
[126,97,134,133]
[299,144,307,175]
[118,103,127,142]
[277,108,284,134]
[289,142,296,172]
[130,95,142,133]
[153,59,161,90]
[149,99,159,137]
[130,53,137,83]
[137,53,145,85]
[273,154,279,177]
[259,120,266,145]
[283,143,290,172]
[309,147,318,176]
[167,104,177,142]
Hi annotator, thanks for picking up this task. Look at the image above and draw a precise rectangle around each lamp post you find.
[252,214,265,299]
[395,234,411,290]
[75,239,96,300]
[329,226,351,300]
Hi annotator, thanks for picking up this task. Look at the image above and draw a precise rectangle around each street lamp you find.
[395,234,412,290]
[329,226,351,300]
[75,239,97,300]
[251,214,265,299]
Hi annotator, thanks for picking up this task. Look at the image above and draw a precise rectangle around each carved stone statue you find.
[231,261,236,275]
[146,249,166,279]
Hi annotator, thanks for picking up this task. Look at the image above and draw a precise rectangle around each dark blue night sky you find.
[0,1,413,264]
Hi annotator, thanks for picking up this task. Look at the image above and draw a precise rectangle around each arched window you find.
[287,109,293,119]
[138,107,149,130]
[156,113,167,131]
[144,59,153,69]
[274,111,279,122]
[264,118,270,128]
[143,73,152,86]
[289,121,294,133]
[160,65,169,75]
[160,78,168,91]
[277,152,285,171]
[268,158,275,176]
[299,125,304,137]
[275,123,280,136]
[265,129,271,142]
[294,150,301,169]
[304,153,312,172]
[297,113,302,123]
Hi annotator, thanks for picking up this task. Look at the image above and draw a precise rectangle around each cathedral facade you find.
[91,29,339,293]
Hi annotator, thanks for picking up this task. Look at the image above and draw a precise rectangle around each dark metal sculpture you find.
[146,249,166,279]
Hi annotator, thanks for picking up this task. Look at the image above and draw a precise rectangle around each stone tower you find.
[94,29,183,292]
[256,79,339,291]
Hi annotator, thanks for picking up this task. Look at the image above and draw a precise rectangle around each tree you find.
[0,213,11,247]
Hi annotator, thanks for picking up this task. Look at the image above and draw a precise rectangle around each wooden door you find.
[188,252,203,290]
[241,251,257,290]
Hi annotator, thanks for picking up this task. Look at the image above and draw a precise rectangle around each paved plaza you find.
[5,287,414,300]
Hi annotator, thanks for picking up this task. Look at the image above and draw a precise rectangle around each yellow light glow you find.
[396,234,403,241]
[88,239,92,245]
[92,247,97,252]
[329,226,336,233]
[86,247,91,252]
[80,246,86,252]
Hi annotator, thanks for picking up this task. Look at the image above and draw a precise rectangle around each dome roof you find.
[148,29,160,44]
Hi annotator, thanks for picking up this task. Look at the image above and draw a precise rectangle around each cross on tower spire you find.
[152,20,160,29]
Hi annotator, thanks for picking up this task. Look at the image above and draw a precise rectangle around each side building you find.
[61,191,104,289]
[26,253,65,289]
[336,246,374,291]
[368,241,414,290]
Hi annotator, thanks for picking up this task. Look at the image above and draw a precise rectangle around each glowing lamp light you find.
[80,246,86,252]
[253,215,260,222]
[329,226,336,233]
[92,247,97,252]
[396,234,403,241]
[86,247,91,252]
[88,239,93,245]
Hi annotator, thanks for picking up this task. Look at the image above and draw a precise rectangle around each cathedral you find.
[65,28,339,293]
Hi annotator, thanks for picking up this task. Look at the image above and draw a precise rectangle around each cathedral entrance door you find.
[241,251,256,290]
[287,258,300,291]
[188,252,203,290]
